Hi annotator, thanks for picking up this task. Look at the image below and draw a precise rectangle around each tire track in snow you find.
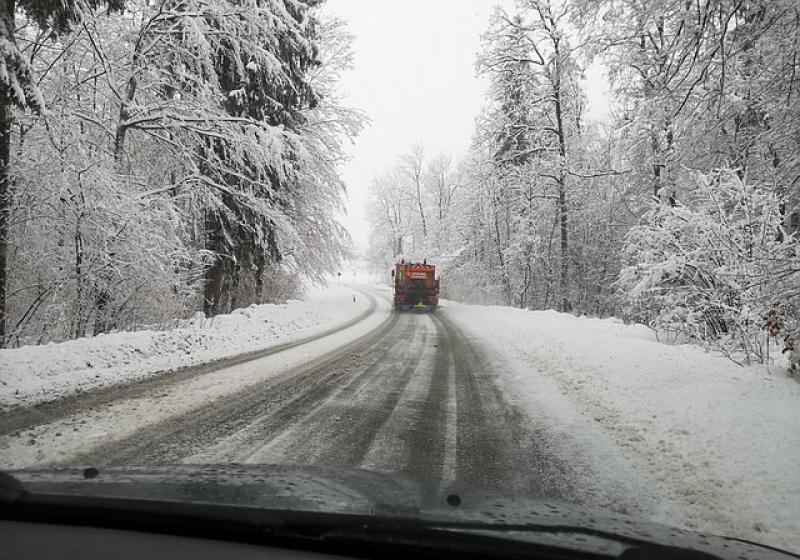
[436,312,571,498]
[243,313,437,467]
[188,314,420,465]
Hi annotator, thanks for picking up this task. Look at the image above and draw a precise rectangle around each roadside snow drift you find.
[0,286,370,411]
[442,301,800,554]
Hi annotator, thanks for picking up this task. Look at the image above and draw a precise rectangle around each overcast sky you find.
[322,1,609,250]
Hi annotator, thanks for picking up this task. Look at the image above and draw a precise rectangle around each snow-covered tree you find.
[4,0,363,345]
[288,12,367,285]
[1,0,123,346]
[366,167,411,265]
[424,153,457,250]
[619,169,800,366]
[398,143,428,247]
[577,0,800,209]
[463,0,587,310]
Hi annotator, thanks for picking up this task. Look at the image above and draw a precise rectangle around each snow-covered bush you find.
[619,169,800,367]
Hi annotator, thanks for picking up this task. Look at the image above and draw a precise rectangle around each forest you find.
[1,0,798,369]
[366,0,800,367]
[0,0,364,348]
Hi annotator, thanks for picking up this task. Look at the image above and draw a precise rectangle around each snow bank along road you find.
[0,289,569,501]
[443,302,800,554]
[0,286,374,411]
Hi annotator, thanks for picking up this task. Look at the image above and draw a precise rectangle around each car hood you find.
[2,464,796,559]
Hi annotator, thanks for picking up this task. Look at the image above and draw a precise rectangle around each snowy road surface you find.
[2,287,798,554]
[0,290,568,500]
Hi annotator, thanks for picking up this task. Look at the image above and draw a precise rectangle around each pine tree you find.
[190,0,323,316]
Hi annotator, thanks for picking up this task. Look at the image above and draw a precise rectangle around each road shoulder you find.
[439,299,800,554]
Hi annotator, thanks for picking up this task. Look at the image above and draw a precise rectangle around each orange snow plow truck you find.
[392,258,439,312]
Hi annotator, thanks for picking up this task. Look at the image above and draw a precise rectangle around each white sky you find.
[322,0,610,250]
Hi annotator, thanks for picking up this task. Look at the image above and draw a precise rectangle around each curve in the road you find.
[0,289,380,438]
[69,309,400,467]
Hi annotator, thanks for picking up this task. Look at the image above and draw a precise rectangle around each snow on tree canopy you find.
[619,169,799,367]
[2,0,363,345]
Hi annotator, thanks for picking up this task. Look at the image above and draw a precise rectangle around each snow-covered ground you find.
[442,300,800,553]
[0,286,371,411]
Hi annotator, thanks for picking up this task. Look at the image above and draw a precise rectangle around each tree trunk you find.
[416,178,427,240]
[113,74,138,165]
[93,287,110,336]
[71,217,87,339]
[0,0,16,348]
[492,196,512,305]
[0,101,11,347]
[255,253,265,303]
[557,183,569,311]
[228,261,241,312]
[203,260,224,316]
[543,209,558,309]
[552,47,571,313]
[203,213,225,316]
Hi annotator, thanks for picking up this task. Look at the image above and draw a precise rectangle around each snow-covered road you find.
[1,294,567,501]
[1,286,798,554]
